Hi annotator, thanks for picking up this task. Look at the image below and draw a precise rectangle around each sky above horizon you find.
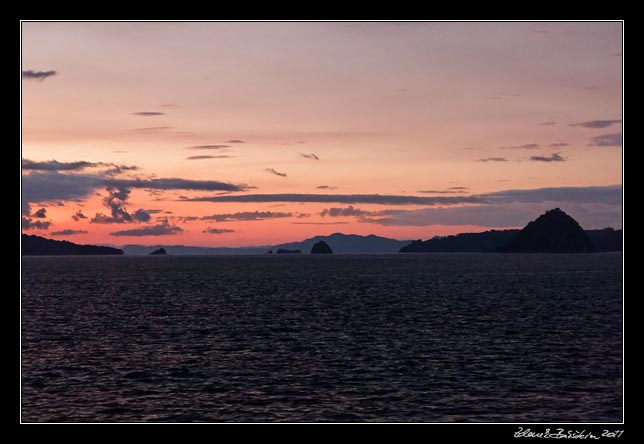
[21,21,623,247]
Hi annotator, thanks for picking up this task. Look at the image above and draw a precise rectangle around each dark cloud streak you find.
[110,224,183,236]
[484,185,621,205]
[22,70,57,81]
[185,145,230,150]
[50,229,88,236]
[264,168,287,177]
[186,155,233,160]
[292,222,349,225]
[530,153,565,162]
[116,177,247,192]
[131,126,172,133]
[189,194,485,206]
[23,159,104,171]
[590,133,622,147]
[320,206,370,217]
[569,120,622,129]
[478,157,508,162]
[499,144,539,150]
[187,185,620,208]
[203,228,235,234]
[202,211,294,222]
[23,172,250,206]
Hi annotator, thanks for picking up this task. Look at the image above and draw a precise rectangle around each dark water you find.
[21,254,623,422]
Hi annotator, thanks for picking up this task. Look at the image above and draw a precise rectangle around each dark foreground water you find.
[21,254,622,422]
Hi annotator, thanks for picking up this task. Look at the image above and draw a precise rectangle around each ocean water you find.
[21,254,623,422]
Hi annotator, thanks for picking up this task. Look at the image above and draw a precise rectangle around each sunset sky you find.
[21,21,622,247]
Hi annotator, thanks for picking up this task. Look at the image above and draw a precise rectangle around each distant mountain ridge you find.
[22,234,123,255]
[119,233,409,255]
[120,245,269,255]
[273,233,410,254]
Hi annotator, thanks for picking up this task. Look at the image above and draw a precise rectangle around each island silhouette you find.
[310,240,333,254]
[501,208,593,253]
[401,208,621,253]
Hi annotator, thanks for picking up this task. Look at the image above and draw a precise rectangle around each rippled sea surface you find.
[22,254,622,422]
